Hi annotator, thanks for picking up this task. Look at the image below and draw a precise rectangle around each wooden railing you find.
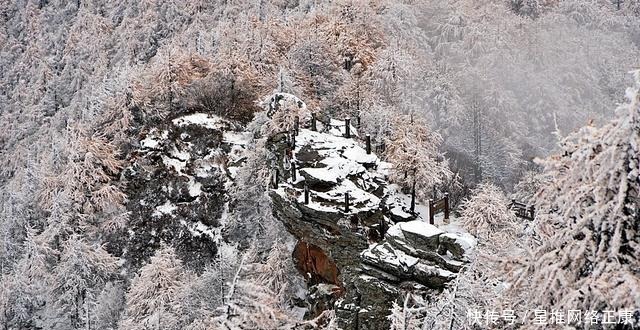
[428,193,450,225]
[273,115,453,226]
[509,199,535,221]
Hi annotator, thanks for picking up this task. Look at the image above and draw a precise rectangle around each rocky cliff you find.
[117,112,250,269]
[266,99,476,329]
[118,92,477,329]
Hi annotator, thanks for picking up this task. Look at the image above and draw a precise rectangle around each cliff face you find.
[118,112,251,269]
[115,92,476,329]
[267,108,476,329]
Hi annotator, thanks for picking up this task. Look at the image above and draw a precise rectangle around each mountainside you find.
[1,0,639,329]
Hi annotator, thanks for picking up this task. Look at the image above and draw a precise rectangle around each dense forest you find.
[0,0,639,329]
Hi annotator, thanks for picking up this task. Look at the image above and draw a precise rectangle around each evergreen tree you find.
[3,229,53,329]
[42,235,120,330]
[384,114,453,201]
[119,245,188,330]
[507,72,640,316]
[93,282,126,330]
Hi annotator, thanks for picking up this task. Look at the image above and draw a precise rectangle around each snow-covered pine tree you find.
[42,235,120,330]
[93,282,125,330]
[119,245,189,330]
[177,242,241,327]
[384,114,453,201]
[460,182,520,244]
[507,71,640,318]
[511,169,546,205]
[419,259,495,330]
[388,294,422,330]
[3,228,54,329]
[227,135,283,250]
[255,240,296,301]
[217,279,296,329]
[214,244,299,329]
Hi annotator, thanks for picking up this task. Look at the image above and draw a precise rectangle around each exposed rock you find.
[267,115,477,329]
[439,232,476,260]
[293,241,342,287]
[119,112,250,270]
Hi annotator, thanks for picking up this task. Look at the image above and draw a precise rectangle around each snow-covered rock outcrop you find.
[362,221,476,287]
[120,112,250,269]
[268,114,476,330]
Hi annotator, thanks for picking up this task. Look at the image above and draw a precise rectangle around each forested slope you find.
[0,0,639,329]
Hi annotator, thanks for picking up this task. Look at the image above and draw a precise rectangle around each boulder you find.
[398,221,443,251]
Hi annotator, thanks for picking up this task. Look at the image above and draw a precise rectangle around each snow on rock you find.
[152,201,177,217]
[342,145,377,164]
[141,136,160,149]
[128,110,250,268]
[161,155,187,174]
[385,220,404,239]
[187,177,202,197]
[180,219,219,241]
[399,221,443,238]
[388,200,414,222]
[282,128,388,215]
[413,263,455,283]
[358,239,459,316]
[373,219,476,274]
[140,129,169,150]
[268,113,476,329]
[361,242,419,273]
[319,155,366,177]
[294,129,354,156]
[300,167,340,185]
[172,113,227,130]
[223,131,252,147]
[440,232,477,259]
[361,220,473,285]
[304,198,342,214]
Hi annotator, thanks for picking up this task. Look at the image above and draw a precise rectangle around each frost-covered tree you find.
[217,280,297,329]
[254,240,304,307]
[460,183,520,243]
[185,52,264,124]
[227,135,284,250]
[214,246,299,330]
[131,49,213,120]
[120,245,189,330]
[506,72,640,317]
[287,23,342,109]
[1,1,639,329]
[368,41,417,111]
[2,228,54,329]
[384,114,453,200]
[388,294,422,330]
[419,260,496,330]
[42,235,120,330]
[93,282,126,330]
[177,242,241,327]
[511,169,546,204]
